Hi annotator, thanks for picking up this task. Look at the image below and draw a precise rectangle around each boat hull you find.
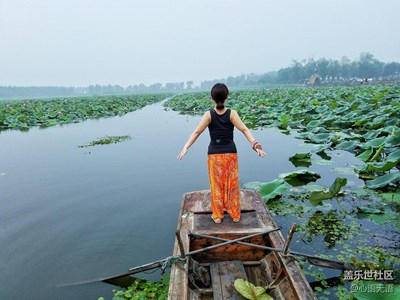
[168,190,317,300]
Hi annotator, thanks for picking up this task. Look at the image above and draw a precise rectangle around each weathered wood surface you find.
[168,193,190,300]
[190,233,267,262]
[262,252,317,300]
[210,261,247,300]
[188,190,275,235]
[244,265,269,287]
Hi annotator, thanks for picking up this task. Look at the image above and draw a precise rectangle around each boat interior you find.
[186,210,298,299]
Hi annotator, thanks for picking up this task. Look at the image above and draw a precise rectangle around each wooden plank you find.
[244,265,269,287]
[169,193,190,300]
[240,190,257,211]
[210,261,248,299]
[210,262,223,299]
[194,211,261,231]
[186,190,211,212]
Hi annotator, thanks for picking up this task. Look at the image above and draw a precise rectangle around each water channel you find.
[0,100,365,299]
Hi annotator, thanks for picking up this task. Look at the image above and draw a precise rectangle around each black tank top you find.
[207,109,237,154]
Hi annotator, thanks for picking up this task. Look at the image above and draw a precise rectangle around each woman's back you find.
[208,109,237,154]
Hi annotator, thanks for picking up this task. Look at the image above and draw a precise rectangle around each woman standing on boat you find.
[177,83,266,224]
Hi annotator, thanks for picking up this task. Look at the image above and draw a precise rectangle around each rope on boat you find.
[161,255,187,273]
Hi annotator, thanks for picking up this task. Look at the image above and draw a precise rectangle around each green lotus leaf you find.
[356,148,373,161]
[356,206,384,214]
[386,149,400,161]
[278,113,290,129]
[369,115,388,129]
[363,136,386,148]
[309,177,347,206]
[305,143,331,154]
[308,133,333,143]
[310,191,334,205]
[366,213,398,225]
[385,131,400,147]
[366,161,397,172]
[43,119,58,127]
[328,177,348,194]
[242,182,266,191]
[363,130,382,140]
[306,120,323,128]
[258,179,288,202]
[315,105,330,113]
[290,160,312,168]
[316,151,332,161]
[310,127,330,135]
[289,152,312,160]
[16,114,27,123]
[289,152,312,167]
[352,188,373,198]
[380,191,400,205]
[333,119,355,129]
[359,150,400,172]
[279,170,320,187]
[365,172,400,189]
[335,140,359,152]
[353,118,367,127]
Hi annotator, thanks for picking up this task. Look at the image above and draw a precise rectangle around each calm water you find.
[0,100,364,299]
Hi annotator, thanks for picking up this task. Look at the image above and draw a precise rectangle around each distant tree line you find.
[0,82,197,100]
[200,52,400,89]
[1,53,399,99]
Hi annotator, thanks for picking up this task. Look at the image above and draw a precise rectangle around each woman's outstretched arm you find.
[177,111,211,160]
[230,109,266,157]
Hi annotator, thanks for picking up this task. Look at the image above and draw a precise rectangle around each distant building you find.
[307,74,320,86]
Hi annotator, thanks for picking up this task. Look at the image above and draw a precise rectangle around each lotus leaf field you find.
[0,93,169,130]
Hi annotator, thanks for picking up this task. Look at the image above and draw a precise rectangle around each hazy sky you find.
[1,0,399,87]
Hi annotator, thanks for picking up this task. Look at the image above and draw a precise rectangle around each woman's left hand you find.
[256,149,266,157]
[177,147,188,160]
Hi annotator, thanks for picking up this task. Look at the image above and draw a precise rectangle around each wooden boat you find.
[168,190,317,300]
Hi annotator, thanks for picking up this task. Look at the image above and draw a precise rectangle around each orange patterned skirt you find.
[208,153,240,220]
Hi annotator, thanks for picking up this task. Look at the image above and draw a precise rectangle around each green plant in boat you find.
[234,279,273,300]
